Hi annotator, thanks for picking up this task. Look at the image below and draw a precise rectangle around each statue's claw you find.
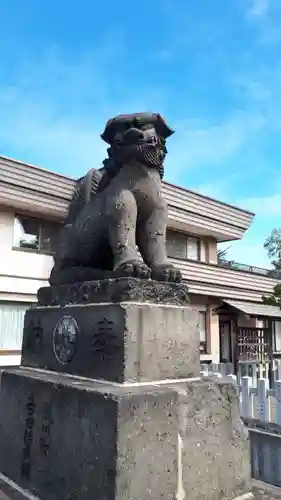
[151,264,182,283]
[113,260,151,279]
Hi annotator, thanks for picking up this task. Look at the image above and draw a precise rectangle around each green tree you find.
[264,229,281,271]
[217,246,230,263]
[262,229,281,307]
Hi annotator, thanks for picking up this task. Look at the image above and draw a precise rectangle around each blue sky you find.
[1,0,281,268]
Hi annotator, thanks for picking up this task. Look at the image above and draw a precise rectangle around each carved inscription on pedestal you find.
[40,402,53,457]
[24,319,43,353]
[21,393,36,480]
[91,318,122,359]
[52,315,79,364]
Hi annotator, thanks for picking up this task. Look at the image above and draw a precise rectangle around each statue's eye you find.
[114,133,123,145]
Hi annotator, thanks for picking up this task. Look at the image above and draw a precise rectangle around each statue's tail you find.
[64,168,102,225]
[51,167,103,280]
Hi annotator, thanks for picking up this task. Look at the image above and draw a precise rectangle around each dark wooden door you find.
[219,320,232,362]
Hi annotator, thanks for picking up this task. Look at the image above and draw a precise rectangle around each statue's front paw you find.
[113,260,151,279]
[151,264,182,283]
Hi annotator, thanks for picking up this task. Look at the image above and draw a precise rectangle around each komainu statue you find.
[49,112,182,285]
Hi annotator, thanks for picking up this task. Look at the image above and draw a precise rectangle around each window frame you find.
[187,235,201,261]
[198,310,208,354]
[272,320,281,353]
[12,213,61,256]
[0,301,33,351]
[166,229,203,261]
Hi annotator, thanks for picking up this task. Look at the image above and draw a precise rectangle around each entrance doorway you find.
[219,320,232,363]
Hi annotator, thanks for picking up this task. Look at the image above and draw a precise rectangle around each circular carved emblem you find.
[52,315,78,364]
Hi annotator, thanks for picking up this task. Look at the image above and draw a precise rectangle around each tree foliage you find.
[264,229,281,271]
[217,246,230,263]
[262,229,281,307]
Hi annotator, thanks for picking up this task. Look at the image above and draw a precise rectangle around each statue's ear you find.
[155,114,174,138]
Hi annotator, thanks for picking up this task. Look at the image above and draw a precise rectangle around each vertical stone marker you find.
[0,113,252,499]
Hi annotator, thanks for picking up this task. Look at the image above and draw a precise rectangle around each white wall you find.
[189,294,220,363]
[0,209,52,300]
[0,207,223,365]
[0,208,53,365]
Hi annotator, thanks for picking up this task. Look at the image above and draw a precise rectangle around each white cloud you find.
[237,194,281,217]
[222,192,281,269]
[218,240,272,269]
[0,24,279,196]
[245,0,281,46]
[247,0,269,18]
[0,48,169,176]
[0,43,269,186]
[189,180,230,201]
[165,111,267,179]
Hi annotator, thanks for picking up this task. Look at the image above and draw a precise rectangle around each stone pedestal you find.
[21,302,199,382]
[0,278,252,500]
[0,369,178,500]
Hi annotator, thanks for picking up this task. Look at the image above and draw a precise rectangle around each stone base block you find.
[176,376,252,500]
[21,302,200,382]
[0,370,251,500]
[0,368,178,500]
[37,277,190,307]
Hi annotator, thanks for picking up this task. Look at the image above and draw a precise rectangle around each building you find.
[1,155,281,368]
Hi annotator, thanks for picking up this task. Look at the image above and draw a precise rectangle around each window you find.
[273,321,281,352]
[200,239,207,262]
[166,230,204,261]
[166,231,188,259]
[256,319,265,328]
[198,311,207,354]
[0,302,32,350]
[187,236,199,260]
[13,215,61,255]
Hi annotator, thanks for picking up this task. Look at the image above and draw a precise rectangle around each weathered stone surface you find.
[21,302,200,382]
[175,377,251,500]
[49,113,182,285]
[0,368,178,500]
[0,369,252,500]
[243,419,281,488]
[37,277,189,307]
[2,480,281,500]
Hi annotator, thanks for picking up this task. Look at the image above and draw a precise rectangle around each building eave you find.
[0,155,255,241]
[213,299,281,319]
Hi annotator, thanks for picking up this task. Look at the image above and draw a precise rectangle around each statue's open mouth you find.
[120,127,160,147]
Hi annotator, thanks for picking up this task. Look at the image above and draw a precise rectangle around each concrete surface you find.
[0,481,280,500]
[0,369,178,500]
[21,302,200,382]
[243,418,281,486]
[176,377,251,500]
[0,370,252,500]
[252,480,281,499]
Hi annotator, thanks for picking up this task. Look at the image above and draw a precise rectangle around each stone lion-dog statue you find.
[49,112,182,285]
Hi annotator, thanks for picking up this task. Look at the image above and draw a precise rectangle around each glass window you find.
[187,237,199,260]
[13,215,61,255]
[200,240,207,262]
[198,311,207,342]
[198,310,208,354]
[256,319,264,328]
[166,230,188,259]
[166,230,202,261]
[13,215,40,250]
[40,220,60,254]
[274,321,281,352]
[0,302,31,350]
